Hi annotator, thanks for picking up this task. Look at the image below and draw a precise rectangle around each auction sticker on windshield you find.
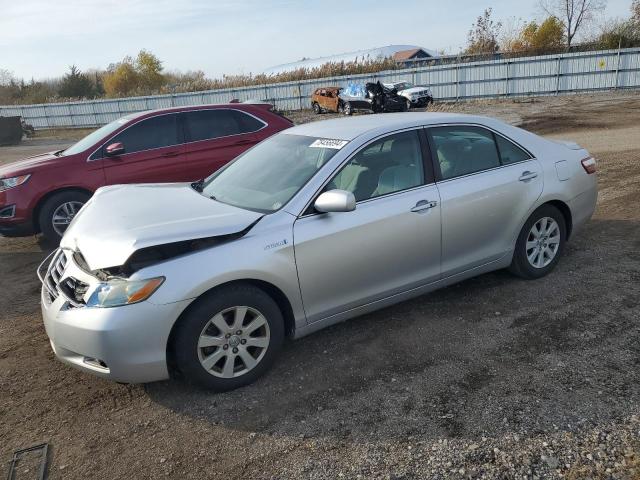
[309,139,349,149]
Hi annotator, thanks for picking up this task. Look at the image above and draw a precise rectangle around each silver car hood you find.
[60,183,263,271]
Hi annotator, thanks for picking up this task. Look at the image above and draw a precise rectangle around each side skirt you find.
[292,254,512,339]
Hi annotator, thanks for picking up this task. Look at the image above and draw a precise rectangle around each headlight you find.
[0,174,31,192]
[86,277,164,308]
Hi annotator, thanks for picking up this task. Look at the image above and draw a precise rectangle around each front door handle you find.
[519,171,538,182]
[411,200,438,213]
[162,151,181,158]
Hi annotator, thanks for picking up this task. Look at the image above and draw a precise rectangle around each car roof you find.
[284,112,502,141]
[122,103,270,121]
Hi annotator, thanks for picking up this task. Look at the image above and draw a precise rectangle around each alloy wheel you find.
[526,217,561,268]
[51,201,84,237]
[197,306,271,378]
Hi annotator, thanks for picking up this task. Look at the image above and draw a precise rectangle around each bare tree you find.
[539,0,607,49]
[465,8,503,55]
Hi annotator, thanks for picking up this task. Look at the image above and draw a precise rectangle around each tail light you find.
[581,157,596,174]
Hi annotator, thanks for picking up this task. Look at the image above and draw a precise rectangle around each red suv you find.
[0,104,292,241]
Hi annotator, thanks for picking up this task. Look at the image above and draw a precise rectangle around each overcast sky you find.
[1,0,634,80]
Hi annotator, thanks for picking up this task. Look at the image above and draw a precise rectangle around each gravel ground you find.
[1,92,639,479]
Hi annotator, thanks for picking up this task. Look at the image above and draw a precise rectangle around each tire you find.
[405,99,412,111]
[312,102,321,114]
[173,284,285,391]
[343,102,352,116]
[509,204,567,279]
[38,190,90,243]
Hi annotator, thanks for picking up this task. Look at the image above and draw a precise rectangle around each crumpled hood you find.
[61,183,263,270]
[0,151,63,178]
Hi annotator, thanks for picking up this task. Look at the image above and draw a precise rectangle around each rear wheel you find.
[343,102,352,115]
[405,99,412,111]
[509,204,566,279]
[173,284,285,391]
[38,190,90,243]
[312,102,321,114]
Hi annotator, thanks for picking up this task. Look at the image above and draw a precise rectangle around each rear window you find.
[184,109,265,142]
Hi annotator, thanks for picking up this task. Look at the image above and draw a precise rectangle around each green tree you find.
[58,65,94,98]
[465,8,502,55]
[135,49,165,91]
[596,1,640,49]
[103,57,138,97]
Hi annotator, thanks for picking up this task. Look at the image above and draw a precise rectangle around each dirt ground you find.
[1,92,640,479]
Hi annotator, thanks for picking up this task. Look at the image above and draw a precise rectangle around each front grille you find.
[59,276,90,305]
[43,250,67,303]
[42,250,88,308]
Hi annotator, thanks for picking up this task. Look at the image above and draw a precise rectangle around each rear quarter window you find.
[495,135,532,164]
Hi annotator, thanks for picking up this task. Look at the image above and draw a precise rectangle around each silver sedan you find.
[40,113,597,391]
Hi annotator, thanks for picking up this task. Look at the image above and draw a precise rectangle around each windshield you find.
[62,117,130,156]
[201,134,344,212]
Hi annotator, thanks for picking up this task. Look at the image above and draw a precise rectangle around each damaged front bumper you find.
[39,248,191,383]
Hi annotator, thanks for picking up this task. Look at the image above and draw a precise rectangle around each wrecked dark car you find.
[339,81,407,115]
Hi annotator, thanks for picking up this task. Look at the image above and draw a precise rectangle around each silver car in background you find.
[384,81,434,109]
[39,113,597,391]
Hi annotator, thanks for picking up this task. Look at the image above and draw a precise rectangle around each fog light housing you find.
[0,205,16,219]
[83,357,108,370]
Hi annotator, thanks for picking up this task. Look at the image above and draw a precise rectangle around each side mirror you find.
[314,189,356,213]
[105,142,125,156]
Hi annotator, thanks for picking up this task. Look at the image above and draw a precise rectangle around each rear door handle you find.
[162,151,181,158]
[519,171,538,182]
[411,200,438,213]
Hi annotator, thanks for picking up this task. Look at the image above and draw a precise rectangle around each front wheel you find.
[38,190,90,243]
[312,102,321,114]
[509,204,566,279]
[343,102,352,115]
[405,99,412,111]
[173,284,285,391]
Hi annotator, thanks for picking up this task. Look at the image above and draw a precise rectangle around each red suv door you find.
[98,113,188,184]
[182,108,268,178]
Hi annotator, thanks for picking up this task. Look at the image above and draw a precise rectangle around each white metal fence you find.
[2,47,639,129]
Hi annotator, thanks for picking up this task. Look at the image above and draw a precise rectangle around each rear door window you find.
[428,126,501,180]
[184,109,265,142]
[108,114,179,155]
